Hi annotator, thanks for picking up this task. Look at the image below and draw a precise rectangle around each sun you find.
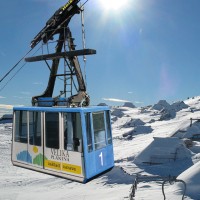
[99,0,129,11]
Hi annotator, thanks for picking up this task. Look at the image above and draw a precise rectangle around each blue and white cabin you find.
[11,106,114,183]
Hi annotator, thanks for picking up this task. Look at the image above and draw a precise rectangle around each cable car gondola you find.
[10,0,114,182]
[12,106,114,182]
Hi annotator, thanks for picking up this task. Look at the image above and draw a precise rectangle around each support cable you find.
[0,63,26,92]
[0,46,41,92]
[81,4,87,88]
[63,25,67,97]
[80,0,89,9]
[0,48,33,84]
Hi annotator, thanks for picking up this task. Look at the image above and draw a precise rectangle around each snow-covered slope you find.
[1,97,200,199]
[134,137,194,165]
[111,97,200,199]
[177,161,200,199]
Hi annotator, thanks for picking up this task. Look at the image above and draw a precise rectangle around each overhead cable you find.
[0,48,33,84]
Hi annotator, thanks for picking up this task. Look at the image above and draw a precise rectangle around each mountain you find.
[1,96,200,199]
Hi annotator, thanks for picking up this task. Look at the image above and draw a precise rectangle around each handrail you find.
[162,176,186,200]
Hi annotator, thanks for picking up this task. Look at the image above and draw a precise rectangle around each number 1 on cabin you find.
[99,152,103,166]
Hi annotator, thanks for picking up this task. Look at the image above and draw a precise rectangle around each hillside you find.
[1,96,200,199]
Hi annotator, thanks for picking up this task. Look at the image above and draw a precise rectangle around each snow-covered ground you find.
[1,97,200,199]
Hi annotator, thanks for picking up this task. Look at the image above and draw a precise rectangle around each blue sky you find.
[1,0,200,109]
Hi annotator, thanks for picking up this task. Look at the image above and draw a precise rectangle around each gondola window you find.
[85,113,93,152]
[64,113,82,152]
[93,112,106,150]
[106,111,112,144]
[29,112,41,146]
[45,112,59,149]
[14,111,28,143]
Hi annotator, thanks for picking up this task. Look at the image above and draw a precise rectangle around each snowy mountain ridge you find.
[112,96,200,199]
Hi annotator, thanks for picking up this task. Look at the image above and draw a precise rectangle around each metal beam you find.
[54,73,76,77]
[25,49,96,62]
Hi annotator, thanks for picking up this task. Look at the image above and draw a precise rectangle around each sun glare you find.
[99,0,129,11]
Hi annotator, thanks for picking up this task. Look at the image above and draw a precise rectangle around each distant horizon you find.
[0,95,199,114]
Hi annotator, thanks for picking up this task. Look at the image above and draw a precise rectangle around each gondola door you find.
[84,111,114,179]
[12,110,29,164]
[43,111,84,181]
[12,110,44,168]
[61,112,84,179]
[27,111,43,169]
[43,112,61,172]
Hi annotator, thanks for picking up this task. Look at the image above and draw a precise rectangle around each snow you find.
[171,101,189,112]
[151,100,171,111]
[123,118,145,128]
[151,100,189,121]
[134,137,194,165]
[1,96,200,199]
[111,108,124,118]
[177,161,200,199]
[122,102,136,108]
